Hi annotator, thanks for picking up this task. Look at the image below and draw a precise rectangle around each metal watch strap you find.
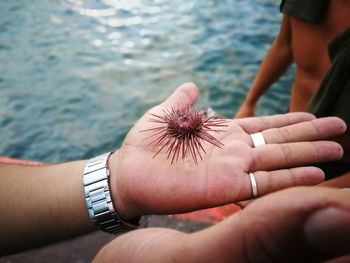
[83,152,139,234]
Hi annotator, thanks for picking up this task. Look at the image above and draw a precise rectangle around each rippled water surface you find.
[0,0,293,162]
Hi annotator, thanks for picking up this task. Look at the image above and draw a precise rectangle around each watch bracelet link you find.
[83,152,139,234]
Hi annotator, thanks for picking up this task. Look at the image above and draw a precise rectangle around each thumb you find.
[161,82,199,109]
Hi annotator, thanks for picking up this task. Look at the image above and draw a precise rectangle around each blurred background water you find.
[0,0,294,163]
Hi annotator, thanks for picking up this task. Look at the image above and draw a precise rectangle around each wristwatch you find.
[83,152,139,234]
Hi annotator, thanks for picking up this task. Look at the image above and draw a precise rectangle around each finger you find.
[250,141,343,171]
[261,117,347,144]
[236,112,316,133]
[239,167,325,201]
[161,82,199,109]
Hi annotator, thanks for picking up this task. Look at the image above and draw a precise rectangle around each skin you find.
[236,1,350,116]
[290,0,350,112]
[0,83,346,255]
[236,1,350,190]
[93,187,350,263]
[108,83,345,220]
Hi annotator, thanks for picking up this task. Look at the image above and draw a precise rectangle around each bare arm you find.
[0,83,346,256]
[0,161,95,255]
[235,15,293,118]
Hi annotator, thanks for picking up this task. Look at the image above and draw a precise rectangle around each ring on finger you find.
[250,132,266,147]
[249,172,258,198]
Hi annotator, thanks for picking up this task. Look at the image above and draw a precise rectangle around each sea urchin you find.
[141,106,228,164]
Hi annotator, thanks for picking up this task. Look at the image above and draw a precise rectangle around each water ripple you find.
[0,0,291,162]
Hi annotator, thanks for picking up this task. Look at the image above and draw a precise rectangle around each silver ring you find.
[250,132,266,147]
[249,172,258,198]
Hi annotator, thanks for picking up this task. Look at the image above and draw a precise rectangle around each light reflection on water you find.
[0,0,293,162]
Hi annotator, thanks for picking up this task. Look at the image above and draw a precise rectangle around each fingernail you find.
[304,207,350,254]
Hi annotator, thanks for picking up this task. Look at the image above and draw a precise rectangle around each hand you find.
[235,101,256,118]
[93,187,350,262]
[109,83,346,219]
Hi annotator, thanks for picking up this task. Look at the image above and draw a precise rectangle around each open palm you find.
[109,83,346,219]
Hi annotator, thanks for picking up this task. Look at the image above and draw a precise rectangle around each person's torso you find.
[288,0,350,111]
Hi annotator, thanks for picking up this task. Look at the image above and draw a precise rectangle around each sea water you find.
[0,0,293,162]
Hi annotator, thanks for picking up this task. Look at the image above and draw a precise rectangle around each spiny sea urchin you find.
[141,106,228,164]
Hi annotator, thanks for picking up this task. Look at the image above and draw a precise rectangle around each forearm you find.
[0,161,95,255]
[243,16,293,107]
[244,42,292,106]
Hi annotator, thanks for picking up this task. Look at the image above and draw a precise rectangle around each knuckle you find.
[278,144,293,166]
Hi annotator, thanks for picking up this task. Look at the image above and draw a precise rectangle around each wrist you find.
[83,152,140,234]
[108,150,140,221]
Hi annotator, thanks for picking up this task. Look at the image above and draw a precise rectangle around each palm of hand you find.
[118,108,253,216]
[109,83,344,219]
